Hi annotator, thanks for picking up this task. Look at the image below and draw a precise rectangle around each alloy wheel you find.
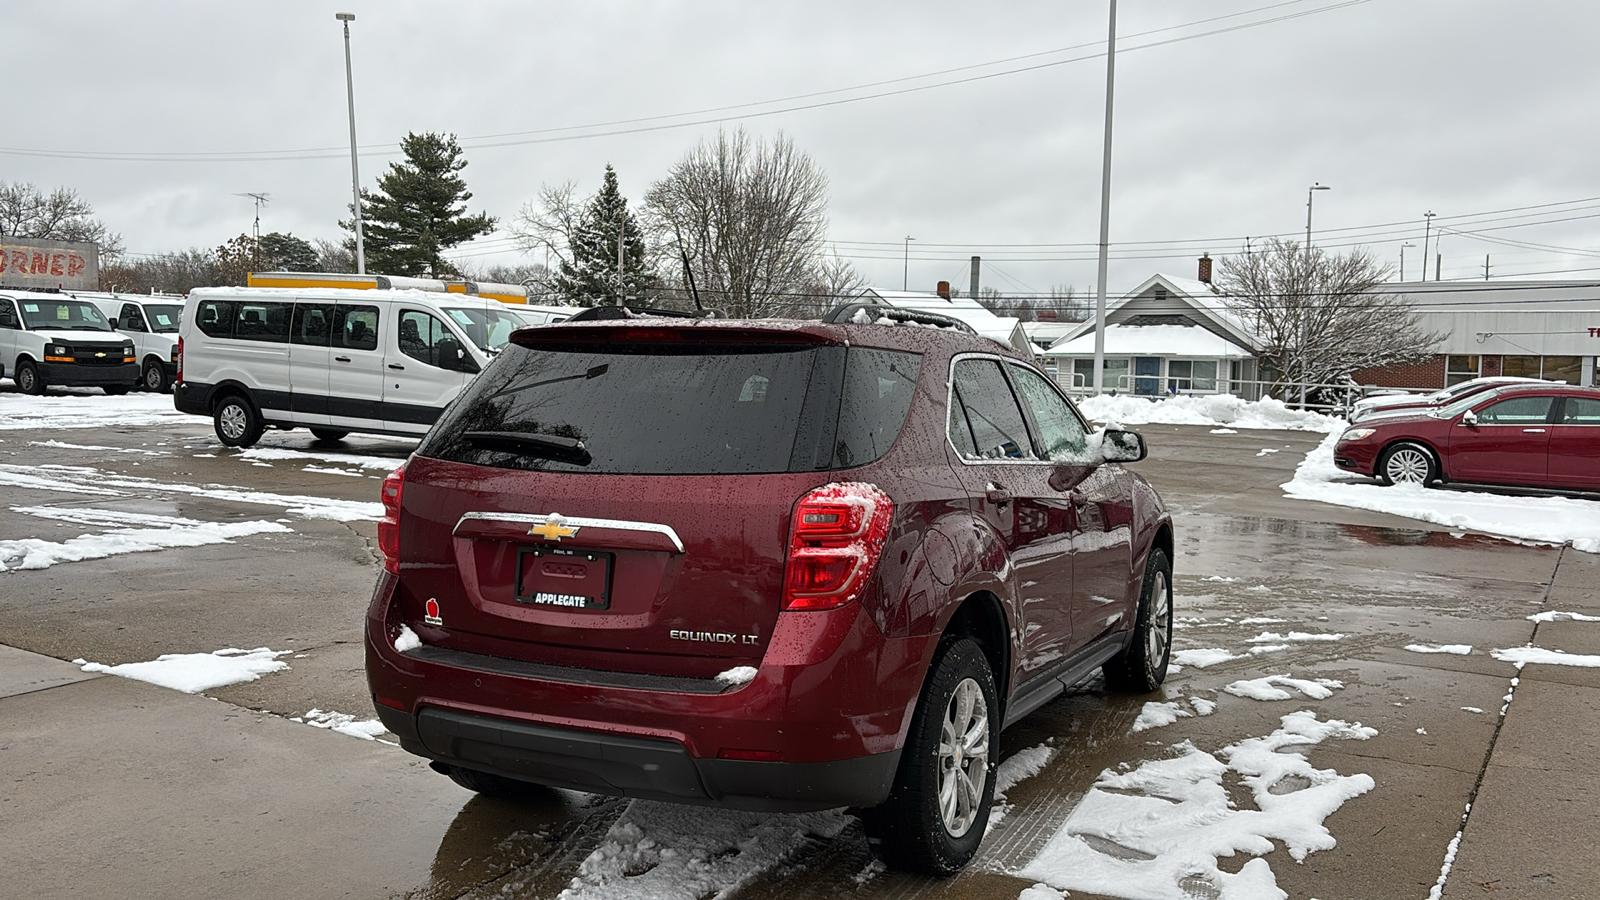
[937,677,990,838]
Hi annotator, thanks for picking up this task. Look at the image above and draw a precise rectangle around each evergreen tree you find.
[556,165,651,305]
[257,232,319,271]
[343,132,496,277]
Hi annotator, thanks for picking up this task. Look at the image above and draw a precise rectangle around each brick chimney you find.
[1197,253,1213,284]
[936,280,951,299]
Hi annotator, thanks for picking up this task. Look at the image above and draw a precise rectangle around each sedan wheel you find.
[1380,442,1437,486]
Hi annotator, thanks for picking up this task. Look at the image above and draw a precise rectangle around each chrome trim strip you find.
[454,511,685,553]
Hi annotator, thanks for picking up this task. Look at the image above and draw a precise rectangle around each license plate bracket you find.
[515,546,613,610]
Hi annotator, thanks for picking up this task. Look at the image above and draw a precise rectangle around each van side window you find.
[292,304,333,347]
[120,303,146,331]
[335,305,380,352]
[233,302,291,343]
[398,309,453,367]
[197,300,237,337]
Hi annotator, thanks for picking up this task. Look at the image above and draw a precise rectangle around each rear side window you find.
[420,342,922,475]
[293,304,333,346]
[235,303,291,342]
[1561,397,1600,424]
[336,305,379,352]
[949,358,1036,461]
[197,300,237,337]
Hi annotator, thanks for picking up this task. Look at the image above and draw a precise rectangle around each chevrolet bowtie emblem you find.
[528,518,579,541]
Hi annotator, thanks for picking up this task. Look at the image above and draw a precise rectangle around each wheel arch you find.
[937,591,1012,720]
[207,380,259,414]
[1378,437,1445,481]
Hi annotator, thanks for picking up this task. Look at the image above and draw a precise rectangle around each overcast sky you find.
[10,0,1599,297]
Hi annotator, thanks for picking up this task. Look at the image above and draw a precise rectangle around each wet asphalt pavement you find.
[1,402,1596,899]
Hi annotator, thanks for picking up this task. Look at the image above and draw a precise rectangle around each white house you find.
[862,288,1034,356]
[1038,273,1260,395]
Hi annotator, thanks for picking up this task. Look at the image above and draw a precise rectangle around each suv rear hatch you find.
[398,324,922,679]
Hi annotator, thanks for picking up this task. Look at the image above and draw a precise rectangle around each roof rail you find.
[562,304,722,322]
[821,302,978,334]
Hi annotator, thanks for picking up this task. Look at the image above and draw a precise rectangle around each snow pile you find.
[557,802,849,900]
[713,666,757,687]
[0,391,187,431]
[394,625,422,653]
[1019,711,1377,899]
[298,708,387,740]
[1224,675,1344,702]
[76,647,291,693]
[1076,393,1345,433]
[1283,432,1600,554]
[1406,644,1473,655]
[0,463,383,521]
[1131,697,1217,732]
[1,506,290,571]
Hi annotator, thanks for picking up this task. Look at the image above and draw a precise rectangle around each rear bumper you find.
[364,571,931,811]
[375,703,900,812]
[39,361,138,387]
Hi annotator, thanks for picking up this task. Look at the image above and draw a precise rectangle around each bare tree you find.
[99,248,220,294]
[508,181,582,298]
[801,248,867,308]
[313,238,356,273]
[643,128,831,318]
[0,181,125,260]
[1216,238,1445,394]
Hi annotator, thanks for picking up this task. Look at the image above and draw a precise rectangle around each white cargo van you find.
[175,287,515,447]
[0,290,138,394]
[77,292,184,392]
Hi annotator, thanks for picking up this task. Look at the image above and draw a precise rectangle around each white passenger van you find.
[175,286,524,447]
[75,292,184,392]
[0,290,138,394]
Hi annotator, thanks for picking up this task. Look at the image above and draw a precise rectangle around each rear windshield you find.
[420,341,922,475]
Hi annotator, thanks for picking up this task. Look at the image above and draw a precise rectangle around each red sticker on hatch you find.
[424,598,443,626]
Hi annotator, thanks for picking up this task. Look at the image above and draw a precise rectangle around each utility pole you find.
[235,192,270,273]
[1483,254,1491,281]
[903,236,915,291]
[617,213,626,304]
[337,13,366,275]
[1421,211,1435,282]
[969,256,981,302]
[1091,0,1118,395]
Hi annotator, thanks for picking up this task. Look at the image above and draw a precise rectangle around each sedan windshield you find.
[443,305,525,354]
[18,298,114,332]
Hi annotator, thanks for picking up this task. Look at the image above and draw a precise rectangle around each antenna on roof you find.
[235,192,271,244]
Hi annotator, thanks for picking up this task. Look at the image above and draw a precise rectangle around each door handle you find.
[334,356,351,363]
[985,482,1012,506]
[1523,428,1546,433]
[388,363,406,370]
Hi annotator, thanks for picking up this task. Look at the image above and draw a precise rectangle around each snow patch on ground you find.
[1527,610,1600,623]
[1132,697,1217,732]
[990,742,1059,829]
[75,647,290,693]
[1283,431,1600,554]
[1,506,289,571]
[0,463,383,521]
[1019,711,1376,900]
[0,391,187,430]
[1248,631,1345,643]
[1491,647,1600,668]
[239,446,401,471]
[1405,644,1473,655]
[1171,648,1243,668]
[29,439,168,456]
[1076,394,1346,433]
[297,708,387,740]
[1225,675,1344,702]
[557,802,849,900]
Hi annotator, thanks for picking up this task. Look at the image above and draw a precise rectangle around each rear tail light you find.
[783,482,893,611]
[378,463,406,574]
[176,337,184,383]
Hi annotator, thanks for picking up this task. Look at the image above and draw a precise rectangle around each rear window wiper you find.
[487,363,609,400]
[463,431,592,466]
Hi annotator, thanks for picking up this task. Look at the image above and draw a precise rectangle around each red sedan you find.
[1334,383,1600,491]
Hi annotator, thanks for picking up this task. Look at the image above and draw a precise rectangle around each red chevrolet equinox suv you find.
[365,306,1174,874]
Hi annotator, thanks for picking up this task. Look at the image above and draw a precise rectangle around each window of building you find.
[1167,359,1218,393]
[1073,357,1130,392]
[1501,355,1582,384]
[1446,355,1480,386]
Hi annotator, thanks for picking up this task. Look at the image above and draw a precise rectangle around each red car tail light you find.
[378,463,406,574]
[175,337,184,383]
[783,482,893,611]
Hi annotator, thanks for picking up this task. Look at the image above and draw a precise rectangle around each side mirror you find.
[1460,409,1478,426]
[1100,428,1147,463]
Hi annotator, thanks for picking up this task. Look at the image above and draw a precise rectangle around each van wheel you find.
[142,360,171,393]
[310,428,349,442]
[861,636,997,875]
[214,395,264,448]
[16,360,44,395]
[1103,548,1173,692]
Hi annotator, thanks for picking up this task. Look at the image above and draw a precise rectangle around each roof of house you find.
[862,289,1032,354]
[1039,322,1255,358]
[1053,273,1260,354]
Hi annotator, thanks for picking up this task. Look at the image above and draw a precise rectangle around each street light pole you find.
[337,13,366,275]
[1091,0,1118,396]
[1421,211,1435,283]
[1305,183,1330,250]
[903,236,914,291]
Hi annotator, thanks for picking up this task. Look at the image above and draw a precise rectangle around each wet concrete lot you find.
[1,404,1595,899]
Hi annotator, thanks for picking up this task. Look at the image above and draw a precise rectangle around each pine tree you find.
[343,132,496,277]
[556,165,651,305]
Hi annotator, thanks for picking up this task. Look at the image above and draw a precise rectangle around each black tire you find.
[1103,548,1173,692]
[1378,441,1438,486]
[213,394,264,448]
[437,763,551,799]
[310,428,349,442]
[16,360,44,395]
[142,359,171,393]
[103,384,130,396]
[861,636,998,876]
